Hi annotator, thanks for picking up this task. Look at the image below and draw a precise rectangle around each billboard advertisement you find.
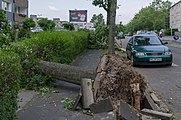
[69,10,87,22]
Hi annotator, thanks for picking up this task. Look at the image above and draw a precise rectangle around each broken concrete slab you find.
[150,93,161,104]
[141,109,173,120]
[89,97,114,114]
[72,89,82,110]
[142,114,161,120]
[118,99,140,120]
[144,91,160,111]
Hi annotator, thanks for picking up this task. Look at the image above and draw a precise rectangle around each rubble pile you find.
[93,55,147,110]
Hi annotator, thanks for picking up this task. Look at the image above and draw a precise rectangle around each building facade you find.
[0,0,28,26]
[170,1,181,32]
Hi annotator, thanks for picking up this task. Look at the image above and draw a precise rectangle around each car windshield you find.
[134,36,162,46]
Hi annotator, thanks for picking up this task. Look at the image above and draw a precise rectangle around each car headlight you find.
[136,52,145,56]
[164,52,172,55]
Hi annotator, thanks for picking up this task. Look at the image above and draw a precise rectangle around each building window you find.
[2,1,11,12]
[15,6,20,13]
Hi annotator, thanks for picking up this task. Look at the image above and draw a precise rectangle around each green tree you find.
[116,22,126,33]
[0,10,11,36]
[90,14,105,27]
[62,23,74,31]
[0,10,12,47]
[23,18,36,30]
[92,0,111,25]
[92,0,117,54]
[18,18,36,39]
[126,0,172,33]
[38,18,55,31]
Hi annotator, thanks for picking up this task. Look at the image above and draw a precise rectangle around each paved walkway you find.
[17,50,117,120]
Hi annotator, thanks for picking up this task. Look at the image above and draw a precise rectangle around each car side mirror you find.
[163,42,168,45]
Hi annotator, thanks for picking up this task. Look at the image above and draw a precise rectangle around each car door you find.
[126,37,134,59]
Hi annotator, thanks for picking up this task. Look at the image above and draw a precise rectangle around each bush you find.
[0,33,11,48]
[0,51,22,120]
[8,31,88,89]
[88,25,108,49]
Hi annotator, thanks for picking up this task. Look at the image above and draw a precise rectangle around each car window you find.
[134,36,162,46]
[128,37,133,44]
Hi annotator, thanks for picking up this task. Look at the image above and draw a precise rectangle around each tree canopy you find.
[23,18,36,30]
[62,23,74,31]
[126,0,172,33]
[0,10,11,36]
[90,14,105,27]
[92,0,111,25]
[92,0,117,54]
[0,10,12,47]
[38,18,55,31]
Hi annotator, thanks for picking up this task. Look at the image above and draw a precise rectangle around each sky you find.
[29,0,179,25]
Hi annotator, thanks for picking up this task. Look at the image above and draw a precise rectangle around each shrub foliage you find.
[0,31,88,119]
[0,51,22,120]
[9,31,88,88]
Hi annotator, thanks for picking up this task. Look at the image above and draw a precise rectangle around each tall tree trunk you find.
[107,9,110,25]
[108,0,117,54]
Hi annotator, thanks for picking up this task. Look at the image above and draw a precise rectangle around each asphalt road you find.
[121,37,181,119]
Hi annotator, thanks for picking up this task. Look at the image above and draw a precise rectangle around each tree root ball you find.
[93,55,147,111]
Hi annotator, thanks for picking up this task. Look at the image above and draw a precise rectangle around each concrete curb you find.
[145,85,170,113]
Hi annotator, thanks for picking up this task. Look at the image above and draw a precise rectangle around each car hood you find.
[134,45,170,52]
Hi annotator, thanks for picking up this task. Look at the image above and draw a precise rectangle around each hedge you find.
[8,31,88,89]
[0,51,22,120]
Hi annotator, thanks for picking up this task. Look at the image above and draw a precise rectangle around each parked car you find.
[30,28,43,32]
[126,33,172,66]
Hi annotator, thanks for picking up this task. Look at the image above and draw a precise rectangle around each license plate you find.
[149,58,162,62]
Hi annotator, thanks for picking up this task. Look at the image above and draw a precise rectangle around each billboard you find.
[69,10,87,22]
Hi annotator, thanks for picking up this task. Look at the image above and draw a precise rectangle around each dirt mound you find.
[93,55,147,110]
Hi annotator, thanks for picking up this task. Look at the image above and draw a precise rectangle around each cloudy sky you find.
[29,0,179,24]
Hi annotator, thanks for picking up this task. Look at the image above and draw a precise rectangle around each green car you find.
[126,34,173,66]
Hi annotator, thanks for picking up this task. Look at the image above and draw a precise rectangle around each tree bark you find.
[106,9,110,25]
[39,60,96,85]
[108,0,117,54]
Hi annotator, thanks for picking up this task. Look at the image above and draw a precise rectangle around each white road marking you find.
[172,63,179,67]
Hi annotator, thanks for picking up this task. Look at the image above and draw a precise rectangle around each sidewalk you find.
[17,50,117,120]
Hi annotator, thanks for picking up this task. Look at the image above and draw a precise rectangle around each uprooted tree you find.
[93,55,147,111]
[38,0,147,115]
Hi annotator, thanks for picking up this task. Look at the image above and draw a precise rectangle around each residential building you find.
[170,1,181,32]
[14,0,28,23]
[0,0,28,27]
[0,0,14,26]
[53,18,61,27]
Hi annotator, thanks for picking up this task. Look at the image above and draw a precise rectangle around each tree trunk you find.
[107,10,110,25]
[39,60,96,85]
[108,0,117,54]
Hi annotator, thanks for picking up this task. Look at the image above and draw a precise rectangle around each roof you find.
[133,31,158,37]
